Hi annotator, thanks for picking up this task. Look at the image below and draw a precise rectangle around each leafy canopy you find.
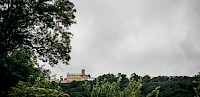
[9,72,69,97]
[0,48,37,96]
[194,72,200,97]
[0,0,76,65]
[84,77,160,97]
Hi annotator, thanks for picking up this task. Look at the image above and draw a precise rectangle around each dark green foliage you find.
[194,72,200,97]
[119,74,130,90]
[0,47,68,96]
[59,74,120,97]
[130,73,140,81]
[97,73,117,83]
[0,0,75,96]
[85,76,160,97]
[97,73,129,90]
[0,48,37,96]
[141,75,197,97]
[142,75,151,83]
[60,73,198,97]
[0,0,76,65]
[60,81,88,97]
[9,72,69,96]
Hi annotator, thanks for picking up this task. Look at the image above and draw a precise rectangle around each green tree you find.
[9,72,69,97]
[194,72,200,97]
[141,75,197,97]
[0,0,75,95]
[0,48,37,96]
[142,75,151,83]
[130,73,140,81]
[122,79,143,97]
[85,76,160,97]
[97,73,117,83]
[0,0,76,65]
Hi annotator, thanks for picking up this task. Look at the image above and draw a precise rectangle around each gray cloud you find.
[49,0,200,78]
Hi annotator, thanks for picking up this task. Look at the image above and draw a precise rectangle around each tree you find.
[0,0,75,96]
[60,81,87,97]
[141,75,197,97]
[194,72,200,97]
[9,72,69,97]
[0,48,37,96]
[84,76,160,97]
[97,73,117,83]
[0,0,76,65]
[130,73,140,81]
[142,75,151,82]
[118,74,129,90]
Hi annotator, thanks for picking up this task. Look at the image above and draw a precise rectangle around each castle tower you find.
[82,69,85,76]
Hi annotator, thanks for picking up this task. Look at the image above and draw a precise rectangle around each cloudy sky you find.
[48,0,200,78]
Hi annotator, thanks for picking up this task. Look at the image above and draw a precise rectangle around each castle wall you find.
[60,69,92,83]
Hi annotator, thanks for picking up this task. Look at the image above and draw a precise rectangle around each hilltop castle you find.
[60,69,94,83]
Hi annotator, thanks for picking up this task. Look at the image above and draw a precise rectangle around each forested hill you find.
[60,73,199,97]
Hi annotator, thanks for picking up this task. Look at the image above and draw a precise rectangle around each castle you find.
[60,69,94,83]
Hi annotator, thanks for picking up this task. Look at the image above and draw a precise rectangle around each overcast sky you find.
[48,0,200,78]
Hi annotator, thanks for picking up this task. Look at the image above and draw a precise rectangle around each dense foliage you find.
[60,73,199,97]
[0,48,37,96]
[0,0,75,96]
[9,72,69,97]
[194,72,200,97]
[87,77,160,97]
[0,0,76,65]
